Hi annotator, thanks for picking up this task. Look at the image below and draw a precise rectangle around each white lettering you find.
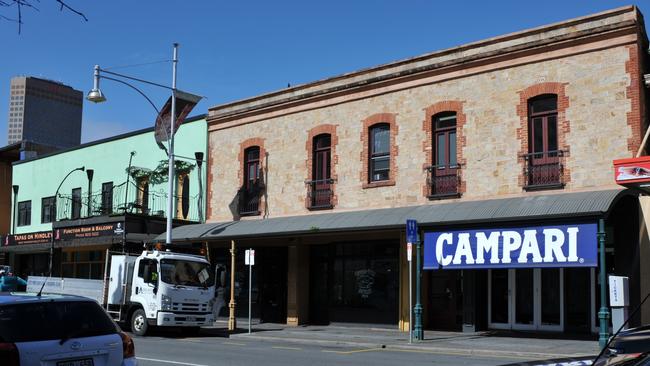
[453,233,475,265]
[543,228,567,262]
[436,233,453,267]
[476,232,500,264]
[517,230,543,263]
[566,227,579,262]
[501,231,521,264]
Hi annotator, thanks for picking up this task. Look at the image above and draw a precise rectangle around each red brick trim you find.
[305,124,339,208]
[516,82,570,188]
[421,101,467,197]
[360,113,398,188]
[626,44,643,156]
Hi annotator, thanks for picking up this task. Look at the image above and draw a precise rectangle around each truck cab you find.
[127,250,215,335]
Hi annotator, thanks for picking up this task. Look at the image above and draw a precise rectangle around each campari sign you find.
[423,223,597,270]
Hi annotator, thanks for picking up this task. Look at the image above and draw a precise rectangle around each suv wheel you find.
[131,309,149,336]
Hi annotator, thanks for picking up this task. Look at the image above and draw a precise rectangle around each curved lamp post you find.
[87,44,179,246]
[49,166,85,276]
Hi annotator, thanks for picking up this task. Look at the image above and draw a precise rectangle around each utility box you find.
[107,255,136,306]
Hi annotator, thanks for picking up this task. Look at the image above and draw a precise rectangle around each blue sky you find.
[1,1,648,144]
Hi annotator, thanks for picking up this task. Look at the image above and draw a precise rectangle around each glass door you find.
[488,269,510,329]
[488,268,565,331]
[513,269,535,330]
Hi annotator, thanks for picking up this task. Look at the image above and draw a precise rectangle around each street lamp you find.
[194,152,204,223]
[87,44,182,246]
[49,166,85,277]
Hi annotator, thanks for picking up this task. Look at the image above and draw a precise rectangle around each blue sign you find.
[423,223,597,269]
[406,219,418,243]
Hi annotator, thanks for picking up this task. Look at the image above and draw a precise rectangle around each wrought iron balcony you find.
[238,183,263,216]
[426,164,461,199]
[55,181,200,222]
[521,150,566,191]
[306,178,335,210]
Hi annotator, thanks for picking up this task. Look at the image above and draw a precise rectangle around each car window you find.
[0,300,118,343]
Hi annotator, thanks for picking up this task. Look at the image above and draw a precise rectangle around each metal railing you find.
[238,183,263,216]
[306,178,335,209]
[521,150,565,190]
[55,181,200,222]
[426,164,461,199]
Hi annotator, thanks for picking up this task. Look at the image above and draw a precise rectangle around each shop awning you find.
[159,188,634,243]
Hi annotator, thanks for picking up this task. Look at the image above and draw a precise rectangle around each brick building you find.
[168,6,650,334]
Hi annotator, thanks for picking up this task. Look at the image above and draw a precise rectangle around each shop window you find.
[17,200,31,226]
[428,112,460,198]
[369,124,390,182]
[524,94,564,189]
[41,196,55,224]
[71,187,81,219]
[308,134,333,209]
[101,182,113,215]
[60,250,105,280]
[239,146,262,215]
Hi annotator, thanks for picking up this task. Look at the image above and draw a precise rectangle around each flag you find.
[154,90,202,151]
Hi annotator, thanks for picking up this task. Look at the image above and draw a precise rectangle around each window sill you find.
[362,180,396,189]
[428,193,461,200]
[523,183,565,192]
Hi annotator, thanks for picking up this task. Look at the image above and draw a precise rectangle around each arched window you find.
[310,134,333,208]
[240,146,261,215]
[244,146,261,189]
[430,112,459,196]
[369,124,390,182]
[526,94,561,188]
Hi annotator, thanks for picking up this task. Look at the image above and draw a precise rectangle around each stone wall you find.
[208,45,634,222]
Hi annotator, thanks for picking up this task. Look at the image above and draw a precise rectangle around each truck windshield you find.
[160,259,214,287]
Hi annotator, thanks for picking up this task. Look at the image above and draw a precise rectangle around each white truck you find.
[28,249,216,336]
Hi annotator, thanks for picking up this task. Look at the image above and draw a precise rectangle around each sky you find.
[1,1,648,145]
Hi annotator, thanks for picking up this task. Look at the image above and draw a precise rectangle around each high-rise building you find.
[7,76,83,148]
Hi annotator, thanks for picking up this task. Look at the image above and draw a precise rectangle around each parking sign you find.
[406,219,418,244]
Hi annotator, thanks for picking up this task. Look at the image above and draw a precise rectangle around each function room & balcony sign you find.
[613,156,650,188]
[423,223,597,270]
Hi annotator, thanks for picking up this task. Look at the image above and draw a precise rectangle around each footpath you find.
[211,321,600,361]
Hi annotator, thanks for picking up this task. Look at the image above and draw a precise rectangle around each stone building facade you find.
[190,7,649,333]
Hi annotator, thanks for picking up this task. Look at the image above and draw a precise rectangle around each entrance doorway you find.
[488,268,564,331]
[428,270,462,331]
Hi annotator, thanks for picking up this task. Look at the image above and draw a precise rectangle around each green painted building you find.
[1,115,208,279]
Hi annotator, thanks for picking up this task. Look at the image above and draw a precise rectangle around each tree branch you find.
[55,0,87,21]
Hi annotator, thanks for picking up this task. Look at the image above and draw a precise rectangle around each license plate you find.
[57,358,94,366]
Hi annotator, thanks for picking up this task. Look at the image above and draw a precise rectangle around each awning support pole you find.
[228,240,237,331]
[414,234,423,340]
[598,218,610,349]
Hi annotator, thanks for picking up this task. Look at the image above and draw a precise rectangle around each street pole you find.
[228,240,237,331]
[414,235,423,341]
[598,218,610,349]
[166,43,178,245]
[49,166,85,277]
[408,242,413,344]
[248,249,252,334]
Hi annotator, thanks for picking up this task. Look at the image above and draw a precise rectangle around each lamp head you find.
[194,152,204,168]
[12,185,18,195]
[78,166,85,172]
[86,169,94,181]
[86,88,106,103]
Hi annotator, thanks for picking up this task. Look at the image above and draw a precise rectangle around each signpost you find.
[245,249,255,334]
[406,219,422,341]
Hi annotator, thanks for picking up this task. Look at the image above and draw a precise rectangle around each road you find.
[132,330,531,366]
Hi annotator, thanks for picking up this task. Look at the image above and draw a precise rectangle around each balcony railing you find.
[306,178,335,210]
[521,150,566,190]
[426,164,461,199]
[238,183,263,216]
[55,181,200,222]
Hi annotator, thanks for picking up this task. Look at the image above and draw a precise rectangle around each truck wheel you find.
[131,309,149,336]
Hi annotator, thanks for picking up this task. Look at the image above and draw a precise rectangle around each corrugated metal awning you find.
[159,188,634,243]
